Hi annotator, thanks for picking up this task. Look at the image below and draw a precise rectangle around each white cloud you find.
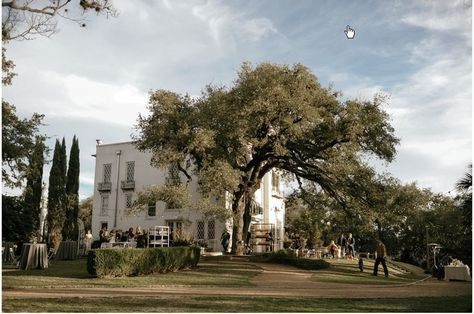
[240,18,278,41]
[80,172,96,186]
[40,72,148,126]
[382,0,472,192]
[403,139,471,168]
[189,0,278,44]
[401,0,471,36]
[327,72,385,101]
[391,41,471,142]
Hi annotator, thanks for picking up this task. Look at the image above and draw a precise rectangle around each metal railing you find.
[97,182,112,191]
[120,180,135,190]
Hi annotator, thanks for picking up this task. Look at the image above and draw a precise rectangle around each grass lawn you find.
[312,259,427,285]
[3,256,470,312]
[2,258,262,289]
[2,295,472,312]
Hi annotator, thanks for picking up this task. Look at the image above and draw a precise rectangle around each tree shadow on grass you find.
[2,258,93,279]
[311,259,425,285]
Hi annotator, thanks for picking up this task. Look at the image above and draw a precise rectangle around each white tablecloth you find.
[55,241,78,260]
[100,242,137,249]
[19,243,48,270]
[444,265,471,281]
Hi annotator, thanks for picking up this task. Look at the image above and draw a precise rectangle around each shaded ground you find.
[2,295,472,312]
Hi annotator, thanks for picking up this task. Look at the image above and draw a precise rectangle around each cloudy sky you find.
[3,0,472,199]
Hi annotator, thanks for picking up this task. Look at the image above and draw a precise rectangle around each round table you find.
[55,241,78,260]
[18,243,48,270]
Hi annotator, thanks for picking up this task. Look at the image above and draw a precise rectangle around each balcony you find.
[97,182,112,192]
[121,180,135,190]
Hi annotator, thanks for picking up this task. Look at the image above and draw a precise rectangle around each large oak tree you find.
[134,62,399,254]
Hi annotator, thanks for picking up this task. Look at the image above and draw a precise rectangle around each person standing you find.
[99,227,107,243]
[221,230,230,253]
[337,234,347,258]
[373,240,389,277]
[327,240,339,258]
[347,233,356,259]
[84,230,93,255]
[128,227,135,240]
[358,255,364,272]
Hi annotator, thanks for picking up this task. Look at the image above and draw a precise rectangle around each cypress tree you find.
[23,136,45,241]
[60,137,68,192]
[63,136,80,240]
[47,139,66,249]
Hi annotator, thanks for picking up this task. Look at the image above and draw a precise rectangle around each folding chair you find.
[47,247,55,263]
[9,247,20,266]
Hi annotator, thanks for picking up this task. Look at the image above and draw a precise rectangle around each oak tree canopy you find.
[134,62,399,254]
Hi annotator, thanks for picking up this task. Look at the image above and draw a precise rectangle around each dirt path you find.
[2,263,471,299]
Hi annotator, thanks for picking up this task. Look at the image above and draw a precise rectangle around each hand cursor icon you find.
[344,25,355,39]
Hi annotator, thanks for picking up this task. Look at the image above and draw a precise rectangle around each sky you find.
[2,0,472,200]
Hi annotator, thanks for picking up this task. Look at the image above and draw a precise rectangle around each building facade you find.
[91,141,285,251]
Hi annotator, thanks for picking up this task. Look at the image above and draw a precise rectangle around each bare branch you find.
[2,0,117,43]
[3,0,72,16]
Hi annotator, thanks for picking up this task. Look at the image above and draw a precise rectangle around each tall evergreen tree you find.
[60,137,67,190]
[47,139,66,249]
[63,136,80,240]
[23,136,45,240]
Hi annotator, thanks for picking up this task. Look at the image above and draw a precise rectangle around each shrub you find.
[249,249,330,270]
[171,238,193,247]
[87,246,200,277]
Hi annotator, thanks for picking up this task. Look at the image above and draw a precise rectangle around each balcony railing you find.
[97,182,112,191]
[121,180,135,190]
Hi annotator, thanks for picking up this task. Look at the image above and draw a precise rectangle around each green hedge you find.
[250,250,330,270]
[87,246,200,277]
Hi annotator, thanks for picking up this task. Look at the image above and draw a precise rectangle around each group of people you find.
[326,233,356,259]
[326,235,389,277]
[99,226,145,243]
[96,226,148,248]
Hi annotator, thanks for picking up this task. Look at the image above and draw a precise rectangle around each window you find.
[100,195,109,215]
[126,161,135,181]
[175,221,183,239]
[166,220,183,241]
[276,221,282,241]
[250,201,263,215]
[125,194,133,208]
[167,221,174,241]
[100,222,108,230]
[147,201,156,217]
[207,220,215,239]
[197,221,205,239]
[103,163,112,183]
[272,171,280,194]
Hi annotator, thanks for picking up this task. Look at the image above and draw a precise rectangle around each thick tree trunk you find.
[242,197,252,247]
[231,197,246,255]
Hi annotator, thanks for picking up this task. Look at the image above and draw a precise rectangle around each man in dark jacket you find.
[373,240,389,277]
[221,230,230,253]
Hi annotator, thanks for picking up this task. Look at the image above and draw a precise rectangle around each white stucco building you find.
[91,141,286,252]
